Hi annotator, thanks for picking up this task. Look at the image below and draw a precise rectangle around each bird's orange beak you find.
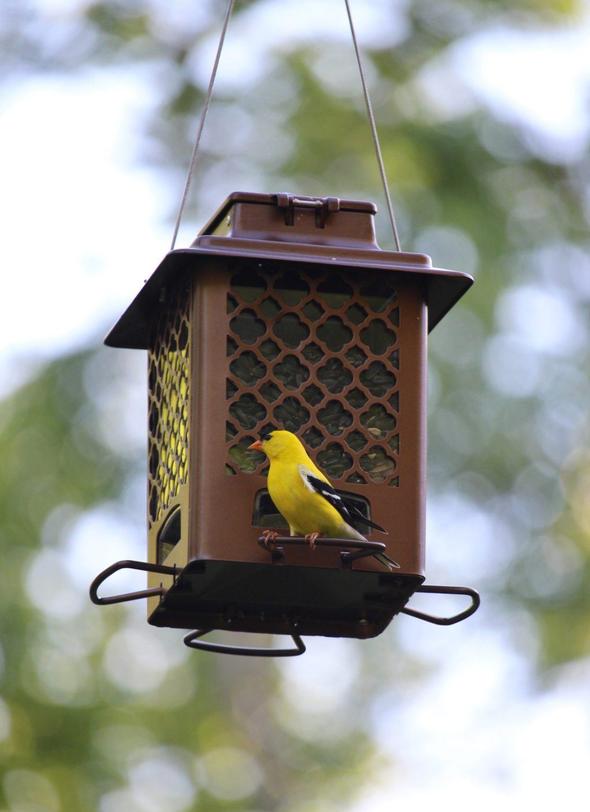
[248,440,264,451]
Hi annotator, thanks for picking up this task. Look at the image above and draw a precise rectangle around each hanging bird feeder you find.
[90,1,479,656]
[90,190,479,654]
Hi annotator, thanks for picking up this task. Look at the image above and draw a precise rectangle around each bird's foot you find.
[260,529,280,550]
[305,532,320,550]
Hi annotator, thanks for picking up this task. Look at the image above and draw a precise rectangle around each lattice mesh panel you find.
[147,281,191,526]
[226,265,400,485]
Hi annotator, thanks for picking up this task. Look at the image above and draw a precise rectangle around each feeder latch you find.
[275,193,341,228]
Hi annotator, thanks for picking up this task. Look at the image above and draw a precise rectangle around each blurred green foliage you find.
[1,0,590,809]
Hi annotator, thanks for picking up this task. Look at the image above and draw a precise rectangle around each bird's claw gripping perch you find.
[260,529,280,550]
[305,532,320,550]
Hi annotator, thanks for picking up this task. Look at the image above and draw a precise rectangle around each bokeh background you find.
[2,0,590,810]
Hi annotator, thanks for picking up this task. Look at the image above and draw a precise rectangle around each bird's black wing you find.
[305,473,387,534]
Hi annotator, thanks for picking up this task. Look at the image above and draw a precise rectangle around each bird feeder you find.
[90,191,479,655]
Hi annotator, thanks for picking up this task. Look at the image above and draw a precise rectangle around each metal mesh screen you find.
[226,265,400,485]
[147,280,191,526]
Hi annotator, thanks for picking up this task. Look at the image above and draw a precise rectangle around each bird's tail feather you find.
[374,552,400,570]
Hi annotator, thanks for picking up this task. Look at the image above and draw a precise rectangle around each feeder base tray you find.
[89,557,479,655]
[148,559,423,639]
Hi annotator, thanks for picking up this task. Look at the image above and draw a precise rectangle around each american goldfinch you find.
[248,430,399,569]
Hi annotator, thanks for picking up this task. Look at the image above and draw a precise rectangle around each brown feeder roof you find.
[105,191,473,349]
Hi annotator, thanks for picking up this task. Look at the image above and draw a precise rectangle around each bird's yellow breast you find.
[268,463,343,536]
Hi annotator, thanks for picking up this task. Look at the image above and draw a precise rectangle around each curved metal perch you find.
[400,584,480,625]
[89,557,479,658]
[257,534,388,566]
[89,559,177,605]
[184,629,306,657]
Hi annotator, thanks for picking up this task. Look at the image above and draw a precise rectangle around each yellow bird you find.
[248,430,399,569]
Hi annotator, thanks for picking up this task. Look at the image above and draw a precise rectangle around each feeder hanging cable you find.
[344,0,401,252]
[170,0,236,250]
[170,0,401,253]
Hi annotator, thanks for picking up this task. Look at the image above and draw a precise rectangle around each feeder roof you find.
[106,191,473,349]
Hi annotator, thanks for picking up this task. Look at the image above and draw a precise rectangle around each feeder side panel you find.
[183,258,426,574]
[146,274,193,613]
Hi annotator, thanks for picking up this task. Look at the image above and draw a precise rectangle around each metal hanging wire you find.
[170,0,236,250]
[343,0,401,251]
[170,0,401,252]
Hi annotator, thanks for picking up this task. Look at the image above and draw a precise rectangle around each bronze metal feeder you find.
[90,191,480,655]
